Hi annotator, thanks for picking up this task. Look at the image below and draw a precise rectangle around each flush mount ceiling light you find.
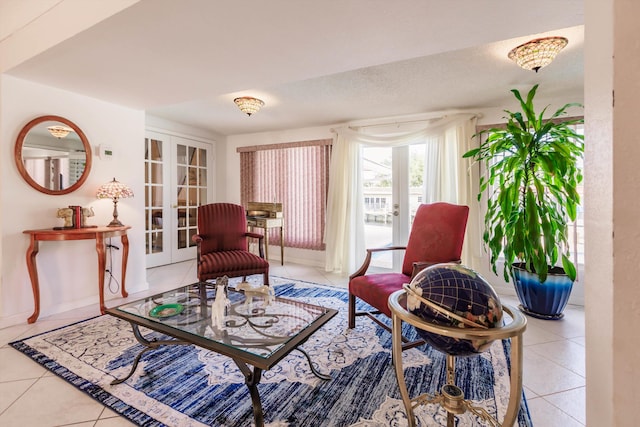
[508,36,568,72]
[234,97,265,116]
[47,125,74,138]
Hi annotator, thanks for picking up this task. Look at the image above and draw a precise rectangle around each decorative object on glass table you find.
[236,281,275,308]
[211,276,230,330]
[149,303,184,319]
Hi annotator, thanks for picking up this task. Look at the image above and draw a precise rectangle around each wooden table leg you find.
[25,237,40,324]
[263,226,269,261]
[96,234,107,314]
[121,234,129,298]
[279,225,284,265]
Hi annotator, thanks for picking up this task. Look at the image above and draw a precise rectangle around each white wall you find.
[585,0,640,424]
[0,0,140,73]
[0,75,147,327]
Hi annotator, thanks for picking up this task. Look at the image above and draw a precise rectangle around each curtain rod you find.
[330,112,481,134]
[475,115,583,132]
[352,116,445,130]
[236,138,332,153]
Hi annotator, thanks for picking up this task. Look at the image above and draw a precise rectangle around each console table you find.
[22,226,131,323]
[246,202,284,265]
[246,216,284,265]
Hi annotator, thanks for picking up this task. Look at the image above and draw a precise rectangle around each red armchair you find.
[192,203,269,285]
[348,202,469,345]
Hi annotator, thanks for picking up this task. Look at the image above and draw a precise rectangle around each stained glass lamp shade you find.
[508,36,568,72]
[96,178,134,227]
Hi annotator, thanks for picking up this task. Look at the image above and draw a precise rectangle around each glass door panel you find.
[144,133,171,267]
[409,144,427,230]
[171,136,211,262]
[361,144,427,271]
[362,146,393,269]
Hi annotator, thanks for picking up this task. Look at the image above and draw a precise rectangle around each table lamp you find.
[96,178,134,227]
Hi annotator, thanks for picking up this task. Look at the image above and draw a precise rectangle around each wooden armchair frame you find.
[349,247,459,350]
[347,202,469,351]
[192,203,270,286]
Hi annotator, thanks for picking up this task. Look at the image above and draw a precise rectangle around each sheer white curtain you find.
[423,134,444,202]
[324,134,363,274]
[423,117,481,267]
[324,114,479,275]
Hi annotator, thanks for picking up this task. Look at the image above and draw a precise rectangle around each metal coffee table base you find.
[111,322,331,426]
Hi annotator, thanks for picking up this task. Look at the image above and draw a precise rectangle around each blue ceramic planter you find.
[511,263,574,320]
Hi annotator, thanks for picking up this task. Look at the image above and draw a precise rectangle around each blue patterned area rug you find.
[11,278,532,427]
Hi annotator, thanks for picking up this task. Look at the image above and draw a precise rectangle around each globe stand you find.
[412,377,505,427]
[389,290,527,427]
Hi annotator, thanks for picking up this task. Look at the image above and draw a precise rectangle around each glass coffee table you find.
[106,282,337,427]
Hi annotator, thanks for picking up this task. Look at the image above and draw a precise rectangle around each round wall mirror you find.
[15,115,92,195]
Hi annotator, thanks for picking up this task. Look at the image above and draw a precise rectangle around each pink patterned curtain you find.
[239,140,332,250]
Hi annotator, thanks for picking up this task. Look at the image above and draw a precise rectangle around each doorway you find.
[361,144,426,270]
[144,131,214,267]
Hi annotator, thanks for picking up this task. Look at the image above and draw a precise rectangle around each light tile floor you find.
[0,260,585,426]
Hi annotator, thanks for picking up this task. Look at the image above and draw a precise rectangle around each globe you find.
[406,263,503,356]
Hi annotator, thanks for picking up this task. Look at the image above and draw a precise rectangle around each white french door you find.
[361,144,426,270]
[144,131,214,267]
[171,137,212,262]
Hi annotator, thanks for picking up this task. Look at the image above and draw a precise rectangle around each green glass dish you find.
[149,303,184,318]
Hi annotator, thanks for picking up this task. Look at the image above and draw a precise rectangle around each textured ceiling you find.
[5,0,585,136]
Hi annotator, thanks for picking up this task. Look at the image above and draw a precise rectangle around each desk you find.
[22,226,131,323]
[246,217,284,265]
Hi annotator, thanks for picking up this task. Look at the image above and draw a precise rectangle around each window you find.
[568,124,584,273]
[239,139,332,250]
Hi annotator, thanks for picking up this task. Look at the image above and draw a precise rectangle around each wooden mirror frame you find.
[15,115,92,195]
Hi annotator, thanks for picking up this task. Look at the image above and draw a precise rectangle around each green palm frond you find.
[464,85,584,283]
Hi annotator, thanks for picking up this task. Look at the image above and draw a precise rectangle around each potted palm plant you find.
[463,84,584,319]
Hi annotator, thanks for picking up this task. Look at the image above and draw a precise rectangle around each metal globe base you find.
[389,290,527,427]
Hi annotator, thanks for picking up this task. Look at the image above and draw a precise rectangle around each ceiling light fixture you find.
[47,125,74,138]
[234,97,265,116]
[508,36,568,73]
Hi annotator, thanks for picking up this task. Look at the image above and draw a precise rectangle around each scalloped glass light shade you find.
[47,125,74,138]
[233,97,265,116]
[508,36,568,72]
[96,177,134,200]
